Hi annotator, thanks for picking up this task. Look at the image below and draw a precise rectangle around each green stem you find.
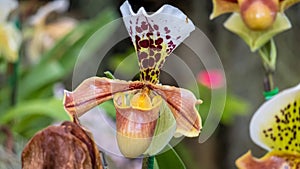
[142,156,154,169]
[258,39,277,93]
[8,62,18,106]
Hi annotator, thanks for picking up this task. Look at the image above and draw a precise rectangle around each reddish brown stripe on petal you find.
[147,83,202,137]
[63,77,144,116]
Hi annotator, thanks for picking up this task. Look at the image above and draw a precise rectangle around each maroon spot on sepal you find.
[139,40,150,48]
[149,49,154,56]
[142,59,149,68]
[136,26,142,33]
[141,21,148,30]
[154,53,161,62]
[164,27,171,34]
[148,57,155,67]
[155,38,163,45]
[138,52,148,61]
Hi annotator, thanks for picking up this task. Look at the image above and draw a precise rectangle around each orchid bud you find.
[238,0,279,30]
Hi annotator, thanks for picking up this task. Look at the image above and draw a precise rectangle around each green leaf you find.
[99,100,116,119]
[155,145,186,169]
[222,93,249,125]
[58,9,119,74]
[18,61,64,100]
[12,114,53,138]
[153,158,160,169]
[0,98,70,125]
[197,84,249,125]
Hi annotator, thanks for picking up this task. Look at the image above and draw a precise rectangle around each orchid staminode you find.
[63,1,202,158]
[236,84,300,168]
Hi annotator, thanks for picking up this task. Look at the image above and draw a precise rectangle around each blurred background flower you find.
[197,69,225,89]
[24,0,77,63]
[236,83,300,168]
[0,0,22,63]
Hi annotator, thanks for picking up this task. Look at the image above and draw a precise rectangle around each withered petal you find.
[148,83,202,137]
[22,121,102,169]
[210,0,239,19]
[236,151,300,169]
[63,77,144,117]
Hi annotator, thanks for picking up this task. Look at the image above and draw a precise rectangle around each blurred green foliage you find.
[0,9,118,141]
[197,84,249,125]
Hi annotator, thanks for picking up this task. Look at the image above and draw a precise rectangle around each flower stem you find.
[142,156,154,169]
[258,39,278,99]
[7,62,18,106]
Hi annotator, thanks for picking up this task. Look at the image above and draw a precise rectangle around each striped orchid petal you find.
[148,83,202,137]
[63,77,144,117]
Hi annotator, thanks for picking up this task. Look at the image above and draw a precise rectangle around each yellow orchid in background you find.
[25,0,77,63]
[210,0,300,51]
[236,84,300,168]
[0,0,22,63]
[63,1,202,158]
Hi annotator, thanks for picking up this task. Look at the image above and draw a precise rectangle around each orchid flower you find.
[26,0,76,63]
[210,0,300,51]
[63,1,202,158]
[0,0,22,62]
[236,84,300,168]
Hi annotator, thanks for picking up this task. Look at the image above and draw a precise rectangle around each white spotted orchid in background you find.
[236,84,300,168]
[63,1,202,158]
[210,0,300,51]
[0,0,22,63]
[25,0,77,63]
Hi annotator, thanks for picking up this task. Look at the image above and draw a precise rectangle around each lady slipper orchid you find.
[236,84,300,168]
[63,1,202,158]
[0,0,22,62]
[210,0,300,51]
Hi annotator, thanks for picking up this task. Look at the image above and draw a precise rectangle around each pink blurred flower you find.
[197,70,225,89]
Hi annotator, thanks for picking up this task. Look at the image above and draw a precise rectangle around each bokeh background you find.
[0,0,300,168]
